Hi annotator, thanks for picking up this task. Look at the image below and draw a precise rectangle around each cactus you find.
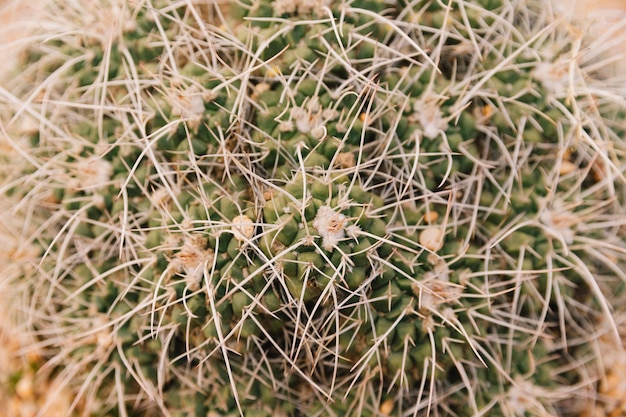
[1,0,625,416]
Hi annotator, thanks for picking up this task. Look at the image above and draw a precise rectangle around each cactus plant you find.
[1,0,626,416]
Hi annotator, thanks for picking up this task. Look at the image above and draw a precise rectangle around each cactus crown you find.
[1,0,625,416]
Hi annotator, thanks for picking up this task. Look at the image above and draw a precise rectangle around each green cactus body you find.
[1,0,625,416]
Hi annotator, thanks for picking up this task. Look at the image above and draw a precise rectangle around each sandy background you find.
[0,0,625,416]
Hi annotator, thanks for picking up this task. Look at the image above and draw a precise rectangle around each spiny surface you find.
[1,0,625,416]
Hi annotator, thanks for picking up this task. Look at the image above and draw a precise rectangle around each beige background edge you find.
[0,0,44,78]
[0,1,75,416]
